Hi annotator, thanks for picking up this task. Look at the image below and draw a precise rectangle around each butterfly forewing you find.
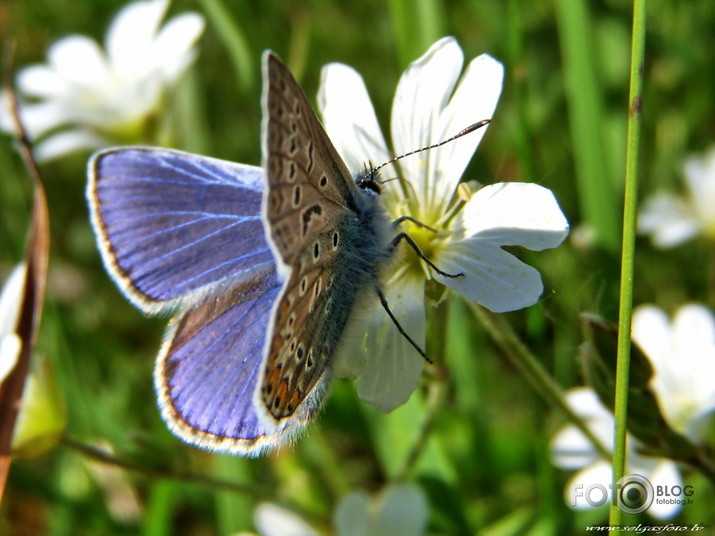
[88,148,273,313]
[263,53,360,264]
[258,52,382,423]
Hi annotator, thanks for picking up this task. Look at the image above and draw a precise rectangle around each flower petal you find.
[106,0,169,78]
[16,65,68,99]
[638,193,699,248]
[318,63,390,176]
[684,147,715,236]
[431,53,503,187]
[33,130,109,162]
[0,96,70,139]
[47,35,109,89]
[0,334,21,384]
[0,264,27,337]
[348,274,426,412]
[390,37,464,218]
[152,12,205,81]
[435,240,545,312]
[0,264,26,384]
[631,305,671,370]
[372,484,428,536]
[457,183,570,248]
[335,490,371,536]
[672,305,715,420]
[391,38,503,218]
[254,503,319,536]
[550,424,601,469]
[637,460,683,520]
[563,461,612,511]
[434,183,568,311]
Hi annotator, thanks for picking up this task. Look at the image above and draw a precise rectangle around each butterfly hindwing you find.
[88,147,273,313]
[156,266,291,455]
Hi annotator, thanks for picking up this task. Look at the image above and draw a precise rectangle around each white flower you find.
[639,146,715,247]
[318,37,569,412]
[551,387,683,520]
[0,0,204,161]
[248,503,319,536]
[243,484,427,536]
[632,304,715,441]
[0,264,66,457]
[551,304,715,520]
[0,265,27,383]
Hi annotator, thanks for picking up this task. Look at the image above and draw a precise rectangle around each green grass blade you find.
[556,0,620,253]
[609,0,647,530]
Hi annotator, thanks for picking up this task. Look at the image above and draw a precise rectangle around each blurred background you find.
[1,0,714,534]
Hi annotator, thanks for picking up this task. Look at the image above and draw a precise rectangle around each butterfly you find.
[87,51,422,456]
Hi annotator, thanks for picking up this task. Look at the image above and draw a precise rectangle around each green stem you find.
[609,0,646,530]
[467,303,610,461]
[60,436,324,527]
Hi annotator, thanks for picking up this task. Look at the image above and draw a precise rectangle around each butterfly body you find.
[88,52,399,455]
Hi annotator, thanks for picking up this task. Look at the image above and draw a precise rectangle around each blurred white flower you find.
[632,303,715,441]
[0,0,204,161]
[249,503,319,536]
[639,146,715,247]
[334,484,428,536]
[319,36,569,412]
[242,484,427,536]
[551,388,683,520]
[0,264,66,458]
[551,303,715,520]
[0,265,27,383]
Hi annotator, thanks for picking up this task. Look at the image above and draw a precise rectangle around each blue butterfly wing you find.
[156,267,291,455]
[87,147,274,313]
[88,147,291,453]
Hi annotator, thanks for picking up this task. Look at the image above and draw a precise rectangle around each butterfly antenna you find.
[372,119,491,176]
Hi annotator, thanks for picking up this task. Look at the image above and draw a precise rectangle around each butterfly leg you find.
[374,285,433,364]
[392,215,438,233]
[389,232,464,279]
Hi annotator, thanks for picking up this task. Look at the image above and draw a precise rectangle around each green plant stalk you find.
[555,0,620,252]
[388,0,442,68]
[468,303,610,461]
[609,0,646,529]
[198,0,254,92]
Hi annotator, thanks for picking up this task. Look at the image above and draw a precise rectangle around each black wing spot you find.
[307,142,314,172]
[319,175,328,188]
[293,185,302,207]
[302,204,323,236]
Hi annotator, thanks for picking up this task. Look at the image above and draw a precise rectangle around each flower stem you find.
[467,302,610,461]
[609,0,646,530]
[60,435,325,527]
